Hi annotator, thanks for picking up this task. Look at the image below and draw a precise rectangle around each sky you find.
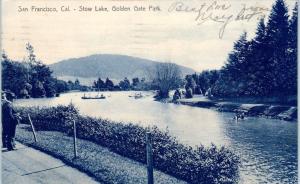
[1,0,297,72]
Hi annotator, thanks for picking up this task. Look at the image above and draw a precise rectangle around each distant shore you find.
[175,96,297,122]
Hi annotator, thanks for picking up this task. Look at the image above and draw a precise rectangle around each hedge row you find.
[17,104,240,184]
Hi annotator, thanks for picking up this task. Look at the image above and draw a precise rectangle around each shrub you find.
[17,105,240,184]
[185,87,193,98]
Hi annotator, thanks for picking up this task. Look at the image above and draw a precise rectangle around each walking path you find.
[2,142,99,184]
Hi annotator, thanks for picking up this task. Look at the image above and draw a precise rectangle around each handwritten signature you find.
[168,1,269,39]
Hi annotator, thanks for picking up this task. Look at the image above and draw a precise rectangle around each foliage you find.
[2,43,56,98]
[151,63,182,99]
[209,0,297,101]
[286,3,298,96]
[132,77,140,87]
[212,33,250,97]
[197,70,220,94]
[53,79,70,93]
[185,75,196,94]
[2,55,29,97]
[32,80,46,98]
[44,79,57,97]
[119,77,131,90]
[184,70,220,96]
[105,77,114,90]
[67,79,89,91]
[131,77,155,91]
[92,77,124,91]
[2,44,90,98]
[18,104,78,133]
[17,105,240,184]
[185,87,193,98]
[173,89,182,101]
[93,77,105,90]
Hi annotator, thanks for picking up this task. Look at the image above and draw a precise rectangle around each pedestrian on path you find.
[2,92,21,151]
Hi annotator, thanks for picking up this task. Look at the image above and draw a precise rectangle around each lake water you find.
[14,91,298,184]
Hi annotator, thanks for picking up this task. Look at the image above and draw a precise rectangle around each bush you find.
[17,105,240,184]
[185,87,193,98]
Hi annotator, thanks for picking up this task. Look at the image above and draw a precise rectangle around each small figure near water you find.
[234,111,245,121]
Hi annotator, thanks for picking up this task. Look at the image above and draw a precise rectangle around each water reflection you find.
[14,91,297,183]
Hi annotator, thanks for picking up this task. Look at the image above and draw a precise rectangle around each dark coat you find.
[2,100,18,127]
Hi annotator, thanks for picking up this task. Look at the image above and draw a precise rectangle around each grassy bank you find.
[17,104,240,184]
[16,124,186,184]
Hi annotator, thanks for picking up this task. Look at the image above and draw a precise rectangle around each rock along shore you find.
[177,98,297,122]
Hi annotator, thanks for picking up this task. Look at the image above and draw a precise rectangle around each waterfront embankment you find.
[177,97,297,121]
[16,105,240,184]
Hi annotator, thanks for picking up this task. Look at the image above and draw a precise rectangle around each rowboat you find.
[81,94,106,99]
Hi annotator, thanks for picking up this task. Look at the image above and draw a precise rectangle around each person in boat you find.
[234,112,245,120]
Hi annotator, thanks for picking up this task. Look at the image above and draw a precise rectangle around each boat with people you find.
[128,92,143,99]
[134,93,143,99]
[81,93,106,99]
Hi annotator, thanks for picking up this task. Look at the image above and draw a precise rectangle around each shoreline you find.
[175,97,297,122]
[16,105,240,184]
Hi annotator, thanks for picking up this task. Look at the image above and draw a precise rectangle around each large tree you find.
[265,0,290,96]
[105,78,114,90]
[26,43,56,97]
[213,32,250,97]
[2,53,28,97]
[196,70,220,94]
[211,0,296,101]
[185,75,196,94]
[286,3,298,95]
[245,18,269,96]
[2,43,58,98]
[119,77,131,90]
[93,77,105,90]
[152,63,182,98]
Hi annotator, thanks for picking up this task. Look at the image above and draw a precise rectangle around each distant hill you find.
[49,54,196,85]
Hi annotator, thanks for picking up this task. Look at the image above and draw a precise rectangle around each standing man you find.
[2,92,20,151]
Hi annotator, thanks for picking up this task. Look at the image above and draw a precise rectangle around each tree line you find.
[2,43,88,98]
[185,0,297,102]
[93,76,156,91]
[2,42,175,98]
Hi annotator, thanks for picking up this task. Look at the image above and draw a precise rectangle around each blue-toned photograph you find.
[1,0,298,183]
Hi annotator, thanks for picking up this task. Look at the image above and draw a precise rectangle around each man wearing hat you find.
[2,92,21,150]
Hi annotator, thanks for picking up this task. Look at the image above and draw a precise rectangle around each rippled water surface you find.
[15,91,297,183]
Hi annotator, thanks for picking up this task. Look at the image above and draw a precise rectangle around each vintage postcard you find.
[1,0,298,183]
